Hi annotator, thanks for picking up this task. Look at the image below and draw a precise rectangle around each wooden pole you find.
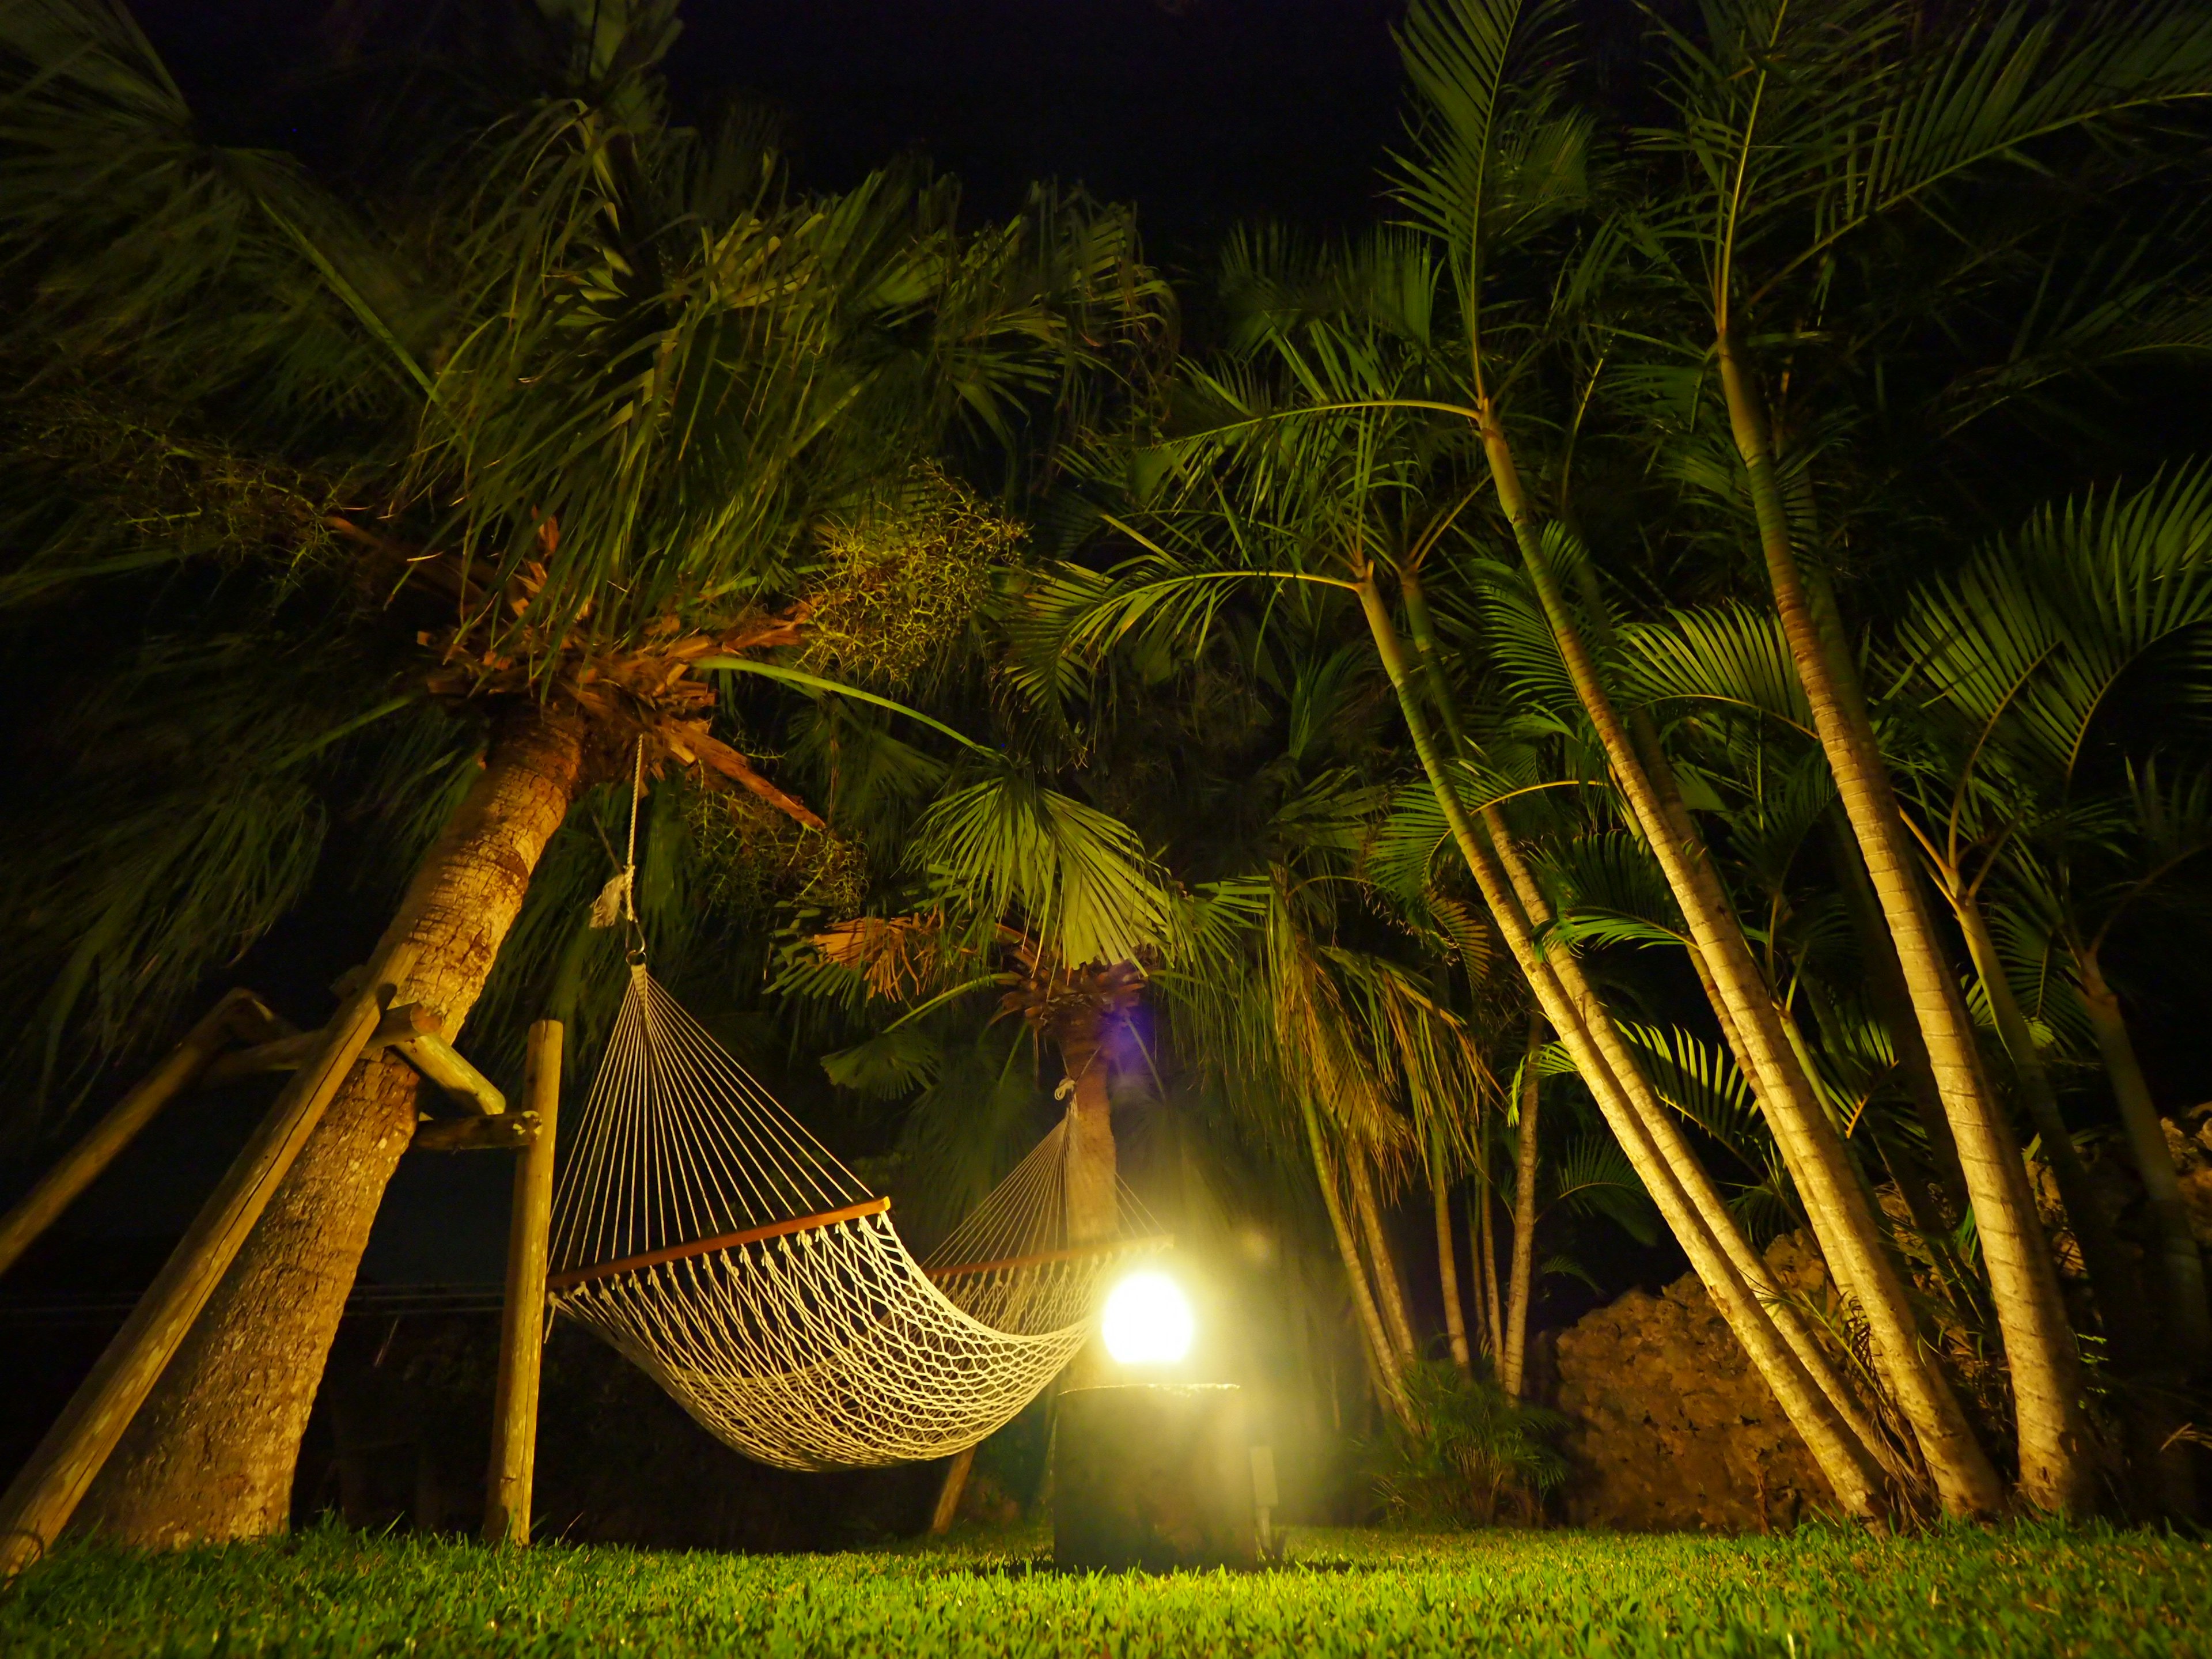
[483,1019,560,1547]
[0,990,283,1282]
[0,947,418,1580]
[929,1446,977,1535]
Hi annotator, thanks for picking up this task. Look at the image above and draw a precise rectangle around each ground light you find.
[1055,1264,1257,1570]
[1099,1268,1194,1367]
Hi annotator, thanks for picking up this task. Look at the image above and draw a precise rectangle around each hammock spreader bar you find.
[548,1196,892,1291]
[924,1232,1175,1283]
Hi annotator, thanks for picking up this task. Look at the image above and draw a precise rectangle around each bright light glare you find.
[1101,1270,1194,1366]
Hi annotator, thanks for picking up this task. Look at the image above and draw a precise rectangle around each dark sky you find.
[138,0,1412,262]
[666,0,1408,252]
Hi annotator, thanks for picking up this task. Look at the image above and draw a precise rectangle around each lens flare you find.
[1100,1270,1195,1365]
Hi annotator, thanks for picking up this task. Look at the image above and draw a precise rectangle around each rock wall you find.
[1552,1236,1834,1533]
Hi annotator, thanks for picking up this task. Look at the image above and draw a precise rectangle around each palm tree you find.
[1,0,1161,1544]
[1388,0,2001,1514]
[1888,470,2212,1508]
[1639,0,2212,1512]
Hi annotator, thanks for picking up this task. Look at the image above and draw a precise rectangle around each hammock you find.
[548,965,1159,1471]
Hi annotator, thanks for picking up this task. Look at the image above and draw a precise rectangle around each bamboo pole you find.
[484,1020,560,1547]
[0,990,283,1282]
[0,947,416,1580]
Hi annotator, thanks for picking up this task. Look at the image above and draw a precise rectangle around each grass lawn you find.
[2,1521,2206,1657]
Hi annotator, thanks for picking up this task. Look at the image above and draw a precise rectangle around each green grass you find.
[3,1521,2206,1657]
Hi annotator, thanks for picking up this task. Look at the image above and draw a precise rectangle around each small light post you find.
[1054,1265,1259,1571]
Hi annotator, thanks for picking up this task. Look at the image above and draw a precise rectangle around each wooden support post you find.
[0,990,285,1282]
[0,946,419,1581]
[929,1446,978,1535]
[484,1019,560,1547]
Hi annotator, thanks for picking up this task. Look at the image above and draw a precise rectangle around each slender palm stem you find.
[1357,575,1889,1516]
[2075,947,2212,1374]
[1351,1153,1420,1363]
[1475,416,1997,1514]
[1431,1118,1473,1373]
[1502,1010,1544,1399]
[1301,1093,1412,1423]
[1717,335,2092,1514]
[1397,570,1901,1478]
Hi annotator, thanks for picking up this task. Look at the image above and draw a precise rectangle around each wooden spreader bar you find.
[925,1232,1175,1283]
[548,1197,892,1291]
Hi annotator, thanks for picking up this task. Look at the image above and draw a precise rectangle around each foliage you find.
[4,1523,2209,1657]
[1362,1359,1568,1527]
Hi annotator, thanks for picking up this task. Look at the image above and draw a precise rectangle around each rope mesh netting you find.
[549,965,1157,1470]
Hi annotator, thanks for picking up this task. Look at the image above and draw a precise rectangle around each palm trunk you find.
[1302,1094,1411,1424]
[1718,335,2093,1513]
[1952,891,2159,1363]
[2076,949,2211,1373]
[1832,816,1971,1221]
[1477,1175,1505,1363]
[1357,577,1891,1517]
[1052,1005,1120,1246]
[1473,426,1999,1516]
[1350,1153,1419,1365]
[1431,1122,1472,1373]
[75,704,585,1546]
[1405,572,1907,1487]
[1502,1013,1544,1399]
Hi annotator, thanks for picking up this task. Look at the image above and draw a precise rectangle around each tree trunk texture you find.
[1479,425,1997,1517]
[1430,1124,1472,1373]
[1301,1094,1410,1423]
[1359,579,1891,1518]
[1402,574,1891,1471]
[1832,816,1971,1220]
[2078,950,2211,1374]
[1053,1006,1120,1247]
[1718,339,2092,1514]
[1476,1175,1504,1362]
[75,705,585,1547]
[1502,1014,1544,1400]
[1350,1153,1419,1365]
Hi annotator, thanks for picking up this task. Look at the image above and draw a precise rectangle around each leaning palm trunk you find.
[1501,1013,1543,1399]
[1302,1096,1412,1425]
[2074,947,2212,1375]
[76,705,586,1546]
[1717,342,2092,1514]
[1357,578,1891,1518]
[1350,1153,1420,1365]
[1402,575,1906,1485]
[1469,431,2000,1516]
[1952,895,2196,1518]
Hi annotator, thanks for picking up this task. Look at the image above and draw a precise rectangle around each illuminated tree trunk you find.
[1350,1152,1418,1365]
[75,704,585,1546]
[1302,1094,1410,1425]
[1358,578,1891,1518]
[1718,338,2091,1514]
[1502,1013,1544,1400]
[1430,1120,1472,1373]
[1470,429,2000,1517]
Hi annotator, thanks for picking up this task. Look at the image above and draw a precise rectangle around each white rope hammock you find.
[548,965,1160,1470]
